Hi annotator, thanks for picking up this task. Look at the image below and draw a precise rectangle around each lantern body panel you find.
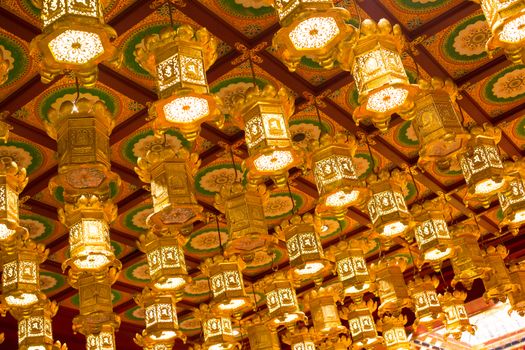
[414,219,452,262]
[482,247,518,302]
[335,249,371,297]
[145,238,189,292]
[247,323,280,350]
[499,177,525,231]
[375,264,411,316]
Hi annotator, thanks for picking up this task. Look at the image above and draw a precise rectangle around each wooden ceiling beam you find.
[0,6,39,41]
[99,65,157,105]
[455,54,510,88]
[108,0,156,35]
[22,165,57,197]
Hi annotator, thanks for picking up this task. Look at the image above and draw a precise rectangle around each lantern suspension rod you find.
[286,181,296,216]
[167,1,175,29]
[247,55,257,87]
[314,103,326,138]
[215,213,224,255]
[406,165,422,205]
[439,267,452,293]
[407,243,419,280]
[363,133,378,175]
[72,76,80,113]
[350,0,362,31]
[229,146,238,182]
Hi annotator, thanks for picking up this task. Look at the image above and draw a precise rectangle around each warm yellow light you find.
[0,224,15,240]
[162,96,210,123]
[86,331,115,350]
[325,190,359,208]
[366,86,409,113]
[48,30,104,64]
[217,299,247,311]
[499,14,525,43]
[294,262,325,276]
[425,248,452,261]
[288,16,340,49]
[154,277,187,291]
[69,218,112,271]
[253,150,294,172]
[5,293,39,307]
[475,178,505,194]
[383,221,407,237]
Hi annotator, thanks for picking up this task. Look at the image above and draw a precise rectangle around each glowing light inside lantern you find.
[48,30,104,64]
[366,87,409,113]
[288,17,340,49]
[163,96,210,123]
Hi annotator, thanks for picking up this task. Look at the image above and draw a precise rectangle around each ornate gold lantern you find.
[17,299,58,350]
[339,18,418,131]
[476,0,525,64]
[408,275,443,330]
[317,335,352,350]
[200,255,251,316]
[459,124,506,207]
[328,240,373,300]
[481,245,519,302]
[281,327,317,350]
[411,196,453,266]
[275,213,331,284]
[310,133,368,218]
[2,235,47,308]
[214,182,275,257]
[439,290,476,340]
[303,286,347,339]
[371,257,412,316]
[449,223,491,290]
[134,334,175,350]
[508,262,525,316]
[86,326,116,350]
[46,98,118,199]
[0,156,27,243]
[134,25,222,141]
[135,142,203,232]
[412,77,469,170]
[232,84,302,186]
[30,0,119,86]
[367,169,411,239]
[137,228,190,293]
[263,271,305,329]
[270,0,354,71]
[377,315,410,350]
[498,159,525,234]
[196,305,239,350]
[134,288,184,343]
[60,194,118,272]
[243,316,280,350]
[340,300,382,349]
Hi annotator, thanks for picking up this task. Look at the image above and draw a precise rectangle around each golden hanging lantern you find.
[86,325,117,350]
[439,290,476,340]
[135,142,203,232]
[232,84,302,187]
[16,299,61,350]
[508,262,525,316]
[30,0,119,86]
[59,194,118,273]
[367,169,411,239]
[317,335,352,350]
[134,287,184,343]
[195,305,239,350]
[449,223,491,290]
[327,240,373,301]
[0,156,28,244]
[2,234,47,308]
[499,159,525,234]
[134,334,175,350]
[275,213,331,284]
[338,18,418,132]
[475,0,525,64]
[137,227,190,293]
[263,271,305,329]
[310,132,368,218]
[481,245,519,302]
[303,286,347,339]
[411,196,453,267]
[243,316,280,350]
[269,0,354,71]
[281,327,317,350]
[408,275,444,330]
[411,77,470,170]
[377,315,410,350]
[134,25,223,141]
[200,255,252,316]
[46,98,119,200]
[214,182,275,257]
[370,257,412,316]
[459,124,506,207]
[340,300,383,349]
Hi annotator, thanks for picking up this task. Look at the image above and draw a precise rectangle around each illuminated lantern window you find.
[412,77,469,170]
[439,290,476,340]
[329,240,372,300]
[371,258,412,316]
[31,0,118,86]
[232,84,302,186]
[412,197,453,266]
[197,306,238,350]
[0,157,27,243]
[215,182,275,256]
[341,18,418,131]
[263,272,305,329]
[478,0,525,64]
[367,169,411,239]
[270,0,354,71]
[378,315,409,350]
[62,195,116,272]
[449,224,490,290]
[86,328,116,350]
[275,213,331,283]
[244,317,280,350]
[311,133,368,217]
[408,275,443,330]
[138,229,190,292]
[498,160,525,234]
[135,288,183,342]
[508,262,525,316]
[340,300,382,348]
[17,300,56,350]
[304,286,347,339]
[201,255,251,316]
[135,143,203,232]
[2,235,46,308]
[134,25,222,141]
[481,245,519,302]
[459,125,506,207]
